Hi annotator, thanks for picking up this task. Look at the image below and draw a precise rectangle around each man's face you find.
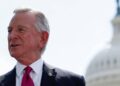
[8,12,42,62]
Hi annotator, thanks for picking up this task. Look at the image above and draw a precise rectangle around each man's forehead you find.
[10,12,36,24]
[14,12,35,19]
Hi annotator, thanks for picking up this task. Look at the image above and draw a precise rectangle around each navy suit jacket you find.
[0,63,85,86]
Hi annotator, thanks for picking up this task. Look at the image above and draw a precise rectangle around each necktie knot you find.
[25,66,32,74]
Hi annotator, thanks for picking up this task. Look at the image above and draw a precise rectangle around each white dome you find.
[86,45,120,76]
[85,45,120,86]
[85,15,120,86]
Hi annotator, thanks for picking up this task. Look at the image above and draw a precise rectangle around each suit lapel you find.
[41,63,56,86]
[1,67,16,86]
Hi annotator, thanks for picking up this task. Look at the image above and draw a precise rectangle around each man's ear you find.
[39,31,49,48]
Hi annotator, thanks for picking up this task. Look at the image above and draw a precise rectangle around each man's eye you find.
[8,27,12,33]
[8,29,12,33]
[18,28,25,32]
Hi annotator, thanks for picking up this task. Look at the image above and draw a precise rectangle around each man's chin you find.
[10,53,20,59]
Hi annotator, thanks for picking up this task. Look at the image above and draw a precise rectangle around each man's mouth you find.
[10,44,20,48]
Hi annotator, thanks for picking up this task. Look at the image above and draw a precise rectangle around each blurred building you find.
[85,1,120,86]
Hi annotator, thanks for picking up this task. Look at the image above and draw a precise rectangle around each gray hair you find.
[13,8,50,33]
[13,8,50,54]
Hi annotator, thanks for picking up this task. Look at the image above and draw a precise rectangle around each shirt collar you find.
[16,58,43,77]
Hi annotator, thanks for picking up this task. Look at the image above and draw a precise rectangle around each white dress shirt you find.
[16,58,43,86]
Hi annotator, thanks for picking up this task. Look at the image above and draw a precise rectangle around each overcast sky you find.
[0,0,116,76]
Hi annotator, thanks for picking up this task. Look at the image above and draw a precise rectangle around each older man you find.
[0,8,85,86]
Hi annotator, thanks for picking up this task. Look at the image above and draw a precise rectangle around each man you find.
[0,8,85,86]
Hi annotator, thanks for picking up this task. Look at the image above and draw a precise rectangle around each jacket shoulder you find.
[54,67,85,86]
[0,68,16,86]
